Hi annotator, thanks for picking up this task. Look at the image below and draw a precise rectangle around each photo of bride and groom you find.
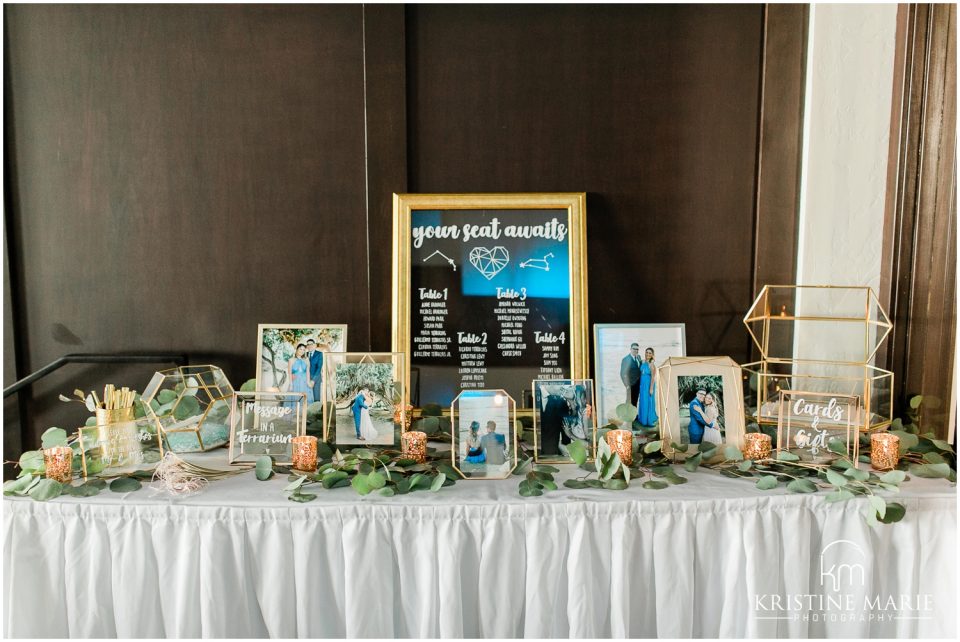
[678,375,725,446]
[329,361,398,447]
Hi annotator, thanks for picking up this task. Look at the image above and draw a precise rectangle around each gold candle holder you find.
[44,446,73,484]
[743,432,772,460]
[291,435,318,472]
[401,430,428,464]
[605,429,633,467]
[870,432,900,471]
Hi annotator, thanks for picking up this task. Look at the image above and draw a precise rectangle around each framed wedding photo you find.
[532,378,597,463]
[593,323,686,427]
[255,324,348,404]
[392,193,589,410]
[322,352,405,449]
[656,356,745,459]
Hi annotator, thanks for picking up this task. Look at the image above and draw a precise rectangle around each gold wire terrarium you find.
[451,389,518,479]
[743,285,894,433]
[141,365,235,452]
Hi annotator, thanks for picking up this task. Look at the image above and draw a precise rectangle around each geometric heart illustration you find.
[468,246,510,280]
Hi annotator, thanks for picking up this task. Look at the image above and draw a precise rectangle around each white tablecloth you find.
[3,452,956,639]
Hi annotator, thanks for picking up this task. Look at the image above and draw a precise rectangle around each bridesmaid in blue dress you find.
[287,343,315,404]
[637,347,658,427]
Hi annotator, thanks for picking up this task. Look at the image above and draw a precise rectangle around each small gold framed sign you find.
[776,390,861,466]
[228,391,307,464]
[531,378,597,463]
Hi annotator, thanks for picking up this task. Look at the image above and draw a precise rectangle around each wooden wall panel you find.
[405,4,765,361]
[4,4,370,447]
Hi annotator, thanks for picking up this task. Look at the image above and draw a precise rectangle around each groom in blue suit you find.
[688,389,707,444]
[352,390,369,439]
[306,340,324,405]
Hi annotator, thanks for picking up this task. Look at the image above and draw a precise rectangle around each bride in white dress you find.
[359,390,379,442]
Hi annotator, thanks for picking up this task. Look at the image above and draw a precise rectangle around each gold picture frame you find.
[392,193,589,410]
[531,378,597,464]
[255,323,348,393]
[451,389,518,479]
[322,352,406,449]
[656,356,746,460]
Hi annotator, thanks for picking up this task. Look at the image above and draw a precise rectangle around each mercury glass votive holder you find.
[291,435,318,472]
[44,446,73,484]
[605,429,633,467]
[743,432,772,460]
[401,430,428,464]
[870,432,900,471]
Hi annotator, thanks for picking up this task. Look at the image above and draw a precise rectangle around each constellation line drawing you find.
[422,250,457,271]
[519,252,554,271]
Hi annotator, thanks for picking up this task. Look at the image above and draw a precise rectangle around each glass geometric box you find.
[141,365,235,452]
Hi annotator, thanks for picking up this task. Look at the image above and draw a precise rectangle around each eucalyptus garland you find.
[255,441,460,502]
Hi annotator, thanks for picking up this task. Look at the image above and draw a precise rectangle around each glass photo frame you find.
[322,352,405,449]
[531,378,597,463]
[592,323,686,428]
[452,389,517,479]
[776,390,861,466]
[228,391,307,464]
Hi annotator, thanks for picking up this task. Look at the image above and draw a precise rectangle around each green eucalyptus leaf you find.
[786,479,818,494]
[603,478,629,490]
[534,464,560,474]
[858,455,873,464]
[513,458,532,476]
[600,452,622,481]
[584,479,605,488]
[826,468,849,487]
[321,470,349,488]
[64,483,100,497]
[539,479,559,491]
[868,495,887,519]
[909,462,951,479]
[843,466,870,482]
[615,403,638,423]
[566,440,588,466]
[351,475,372,495]
[684,453,702,473]
[255,456,274,481]
[756,475,779,490]
[18,450,44,473]
[670,442,689,453]
[3,475,38,496]
[156,389,179,404]
[430,473,446,492]
[662,470,688,485]
[643,440,663,454]
[909,395,923,409]
[41,427,69,449]
[922,451,946,465]
[563,479,589,489]
[826,438,848,455]
[379,486,396,497]
[929,439,954,453]
[109,477,142,493]
[825,489,856,503]
[173,395,201,421]
[738,460,753,472]
[29,479,63,501]
[85,478,107,490]
[621,463,631,485]
[288,491,317,503]
[723,445,743,461]
[642,480,669,490]
[890,430,919,454]
[699,440,718,455]
[878,501,907,524]
[283,475,307,492]
[776,451,800,463]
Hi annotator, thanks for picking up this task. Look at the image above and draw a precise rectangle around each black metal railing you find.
[3,353,189,398]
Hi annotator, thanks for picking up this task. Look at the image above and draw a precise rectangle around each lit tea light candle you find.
[291,435,318,472]
[44,446,73,484]
[605,429,633,467]
[870,432,900,471]
[401,431,428,464]
[743,432,772,460]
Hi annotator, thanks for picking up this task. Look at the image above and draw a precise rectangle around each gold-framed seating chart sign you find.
[452,389,518,479]
[392,193,589,409]
[228,392,307,464]
[77,416,163,478]
[776,390,861,466]
[656,356,746,460]
[322,352,405,449]
[531,378,597,464]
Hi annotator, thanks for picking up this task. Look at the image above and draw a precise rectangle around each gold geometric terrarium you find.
[141,365,235,452]
[743,285,894,433]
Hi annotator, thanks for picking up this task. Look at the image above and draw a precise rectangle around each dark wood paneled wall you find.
[407,4,764,359]
[882,3,957,439]
[4,4,810,456]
